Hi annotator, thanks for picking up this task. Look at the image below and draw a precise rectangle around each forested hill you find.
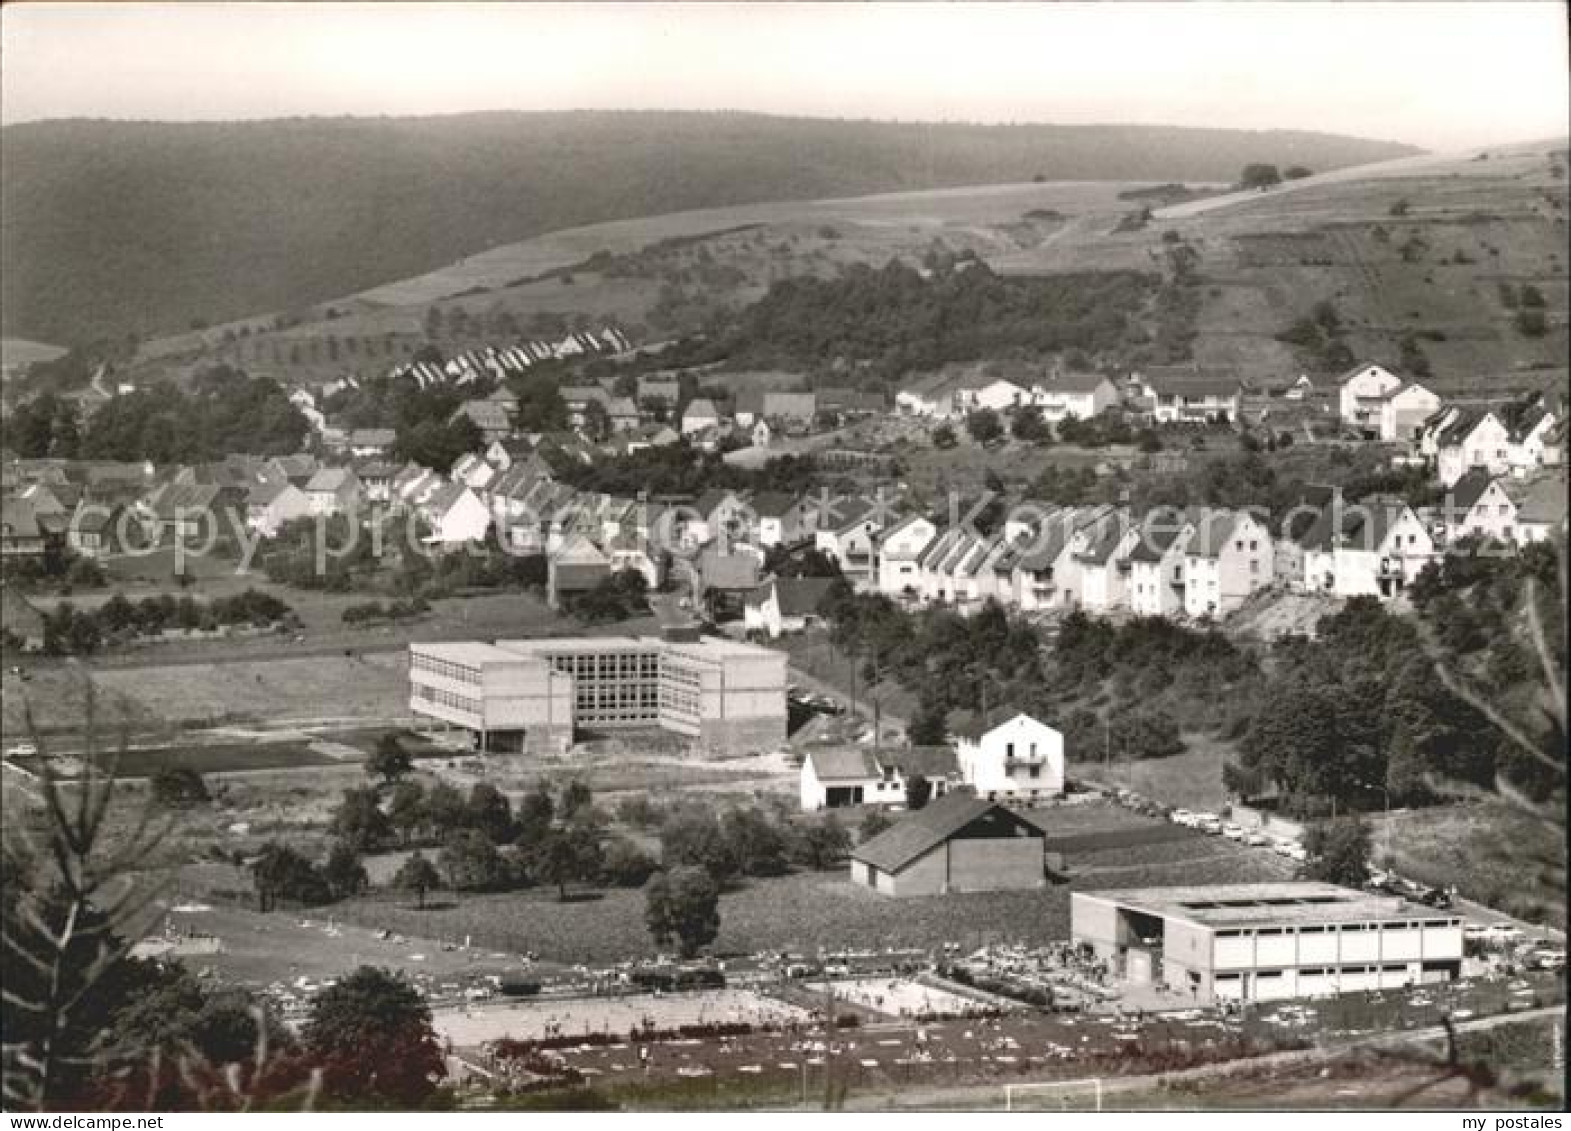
[1,111,1419,345]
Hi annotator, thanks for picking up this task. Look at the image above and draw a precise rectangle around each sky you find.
[2,2,1567,151]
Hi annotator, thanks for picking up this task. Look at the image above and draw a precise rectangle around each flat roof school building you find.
[1071,882,1464,1005]
[408,631,787,755]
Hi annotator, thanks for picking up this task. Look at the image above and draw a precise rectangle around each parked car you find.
[1243,830,1268,847]
[4,743,37,759]
[1285,843,1308,862]
[1221,823,1244,841]
[1528,948,1566,971]
[1169,808,1195,827]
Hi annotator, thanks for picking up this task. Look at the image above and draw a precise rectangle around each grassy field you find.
[1072,733,1236,813]
[1372,801,1566,930]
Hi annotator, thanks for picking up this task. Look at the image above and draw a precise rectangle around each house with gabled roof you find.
[957,712,1066,803]
[1300,494,1435,599]
[799,745,960,811]
[347,428,397,458]
[1131,367,1245,423]
[1502,399,1560,477]
[452,398,514,443]
[748,490,816,548]
[1,495,50,559]
[744,575,838,639]
[680,398,722,435]
[1029,371,1120,422]
[1429,407,1511,487]
[1074,510,1143,612]
[304,467,362,517]
[1128,510,1195,616]
[135,481,237,544]
[1441,468,1518,546]
[813,497,887,583]
[850,790,1047,895]
[1182,509,1273,618]
[1337,362,1403,432]
[1511,473,1568,546]
[419,481,491,547]
[876,513,938,599]
[245,478,312,538]
[546,530,612,609]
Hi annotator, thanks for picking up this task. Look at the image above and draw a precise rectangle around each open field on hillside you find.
[0,337,67,369]
[1073,734,1235,813]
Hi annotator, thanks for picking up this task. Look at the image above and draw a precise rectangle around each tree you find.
[1011,405,1050,444]
[931,423,957,449]
[302,966,445,1107]
[388,780,427,845]
[423,781,467,835]
[366,734,413,786]
[907,701,949,746]
[558,779,593,820]
[464,782,513,843]
[721,807,792,876]
[859,808,894,841]
[250,842,327,911]
[392,851,441,909]
[904,774,933,810]
[528,821,604,900]
[600,837,659,888]
[149,766,209,810]
[437,829,505,891]
[965,407,1003,445]
[320,840,368,901]
[581,399,611,443]
[514,785,555,846]
[794,816,851,870]
[331,787,390,853]
[660,808,741,883]
[644,867,720,958]
[1110,708,1185,759]
[1239,163,1282,190]
[1303,817,1373,887]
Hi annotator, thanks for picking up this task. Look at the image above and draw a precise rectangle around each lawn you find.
[1071,733,1236,813]
[334,871,1075,966]
[53,739,352,779]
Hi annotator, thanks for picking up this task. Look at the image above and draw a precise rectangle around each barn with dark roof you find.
[849,791,1047,896]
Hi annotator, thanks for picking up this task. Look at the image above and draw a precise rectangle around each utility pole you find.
[821,976,836,1110]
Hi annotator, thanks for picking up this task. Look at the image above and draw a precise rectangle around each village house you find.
[1337,362,1403,433]
[347,428,397,458]
[1503,400,1561,477]
[135,481,236,545]
[849,792,1048,896]
[799,746,960,811]
[1127,513,1195,617]
[245,478,312,538]
[1427,407,1512,487]
[813,498,887,584]
[894,371,957,418]
[354,460,399,504]
[606,397,641,433]
[1074,512,1143,612]
[546,531,612,609]
[876,514,938,599]
[304,467,362,517]
[1511,474,1569,545]
[1028,371,1120,422]
[65,500,119,559]
[1377,383,1443,444]
[451,398,514,443]
[680,398,722,435]
[1,587,47,651]
[750,418,772,449]
[484,436,535,470]
[418,481,491,547]
[1182,509,1274,618]
[956,712,1066,803]
[0,496,51,558]
[743,575,838,639]
[1441,468,1518,545]
[1300,495,1435,599]
[1131,367,1244,423]
[746,491,816,548]
[636,374,682,407]
[451,451,500,494]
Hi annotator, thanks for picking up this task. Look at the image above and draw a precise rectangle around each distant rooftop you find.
[1077,882,1455,929]
[410,640,545,668]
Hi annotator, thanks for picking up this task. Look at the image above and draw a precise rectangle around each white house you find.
[1378,383,1443,444]
[743,576,837,639]
[245,479,312,538]
[799,746,960,811]
[304,467,362,517]
[814,498,886,583]
[1301,496,1435,599]
[1337,363,1403,432]
[953,376,1028,415]
[956,713,1065,803]
[1507,403,1560,476]
[420,483,491,546]
[681,398,722,435]
[1512,474,1568,545]
[1074,514,1142,613]
[1182,510,1274,619]
[1442,468,1518,545]
[1128,516,1194,617]
[1029,372,1120,422]
[1432,409,1512,488]
[1131,367,1244,424]
[876,514,938,599]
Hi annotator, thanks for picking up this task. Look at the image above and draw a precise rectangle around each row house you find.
[877,514,938,599]
[1513,474,1569,545]
[1442,468,1519,545]
[749,491,817,548]
[800,746,961,811]
[1074,513,1144,613]
[1182,510,1274,619]
[1422,398,1561,487]
[1127,517,1195,617]
[813,498,887,584]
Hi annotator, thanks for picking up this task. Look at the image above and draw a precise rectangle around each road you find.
[788,664,907,736]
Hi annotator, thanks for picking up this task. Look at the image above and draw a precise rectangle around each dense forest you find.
[0,112,1416,344]
[2,367,308,462]
[705,260,1155,383]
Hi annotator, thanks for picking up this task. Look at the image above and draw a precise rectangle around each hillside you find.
[0,111,1418,345]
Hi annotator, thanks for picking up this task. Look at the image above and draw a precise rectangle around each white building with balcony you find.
[956,713,1064,803]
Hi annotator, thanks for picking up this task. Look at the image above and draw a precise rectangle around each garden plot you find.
[433,989,812,1047]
